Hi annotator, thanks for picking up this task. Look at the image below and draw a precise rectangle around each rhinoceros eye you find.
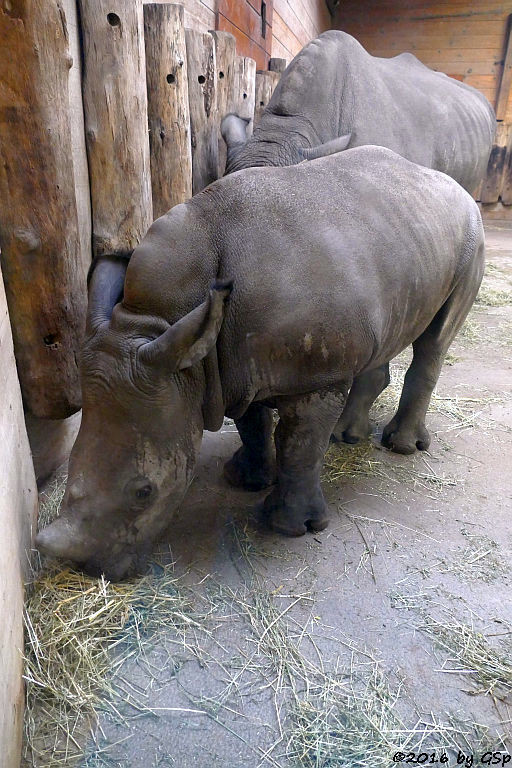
[135,485,153,499]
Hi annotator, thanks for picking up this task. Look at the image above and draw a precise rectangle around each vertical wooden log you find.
[498,124,512,204]
[232,56,256,125]
[496,15,512,121]
[186,29,218,194]
[255,69,280,125]
[0,0,89,418]
[480,122,509,203]
[79,0,153,255]
[144,3,192,219]
[269,57,287,74]
[62,0,92,270]
[211,30,236,177]
[0,263,37,768]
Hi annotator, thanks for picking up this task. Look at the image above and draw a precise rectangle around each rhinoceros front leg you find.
[224,403,277,490]
[332,364,390,444]
[263,388,347,536]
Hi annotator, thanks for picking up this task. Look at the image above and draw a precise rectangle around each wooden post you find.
[211,30,237,177]
[496,15,512,121]
[144,4,192,218]
[79,0,153,255]
[480,123,509,203]
[232,56,256,125]
[498,124,512,204]
[269,57,287,74]
[0,0,89,418]
[255,70,280,125]
[186,29,218,194]
[0,263,38,768]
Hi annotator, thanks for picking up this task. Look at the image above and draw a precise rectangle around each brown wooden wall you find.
[334,0,512,214]
[217,0,273,69]
[172,0,331,68]
[334,0,512,115]
[271,0,332,61]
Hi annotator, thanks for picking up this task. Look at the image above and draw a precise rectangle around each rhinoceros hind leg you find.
[382,241,484,454]
[332,364,390,444]
[224,403,276,490]
[263,388,347,536]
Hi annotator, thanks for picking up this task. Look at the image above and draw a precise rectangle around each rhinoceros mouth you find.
[81,549,149,582]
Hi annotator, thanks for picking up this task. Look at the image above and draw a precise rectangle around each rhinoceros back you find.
[245,31,495,193]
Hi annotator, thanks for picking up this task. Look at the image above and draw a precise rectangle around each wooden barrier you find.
[0,0,89,418]
[144,3,192,218]
[269,57,288,73]
[211,30,237,177]
[232,56,257,124]
[0,264,38,768]
[255,69,281,124]
[79,0,153,255]
[186,29,219,194]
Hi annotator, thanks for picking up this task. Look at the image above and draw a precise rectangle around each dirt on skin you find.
[37,227,512,767]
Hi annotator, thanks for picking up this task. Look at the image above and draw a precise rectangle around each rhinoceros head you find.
[36,255,231,580]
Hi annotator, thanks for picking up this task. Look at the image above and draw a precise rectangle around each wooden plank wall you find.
[334,0,511,110]
[272,0,332,61]
[216,0,273,69]
[143,1,331,69]
[334,0,512,218]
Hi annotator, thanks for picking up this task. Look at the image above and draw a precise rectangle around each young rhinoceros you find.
[36,146,484,580]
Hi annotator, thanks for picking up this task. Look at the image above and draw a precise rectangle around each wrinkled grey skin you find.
[36,147,485,580]
[222,30,495,194]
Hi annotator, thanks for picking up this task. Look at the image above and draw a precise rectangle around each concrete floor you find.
[80,226,512,767]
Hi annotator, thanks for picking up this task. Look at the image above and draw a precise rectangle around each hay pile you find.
[419,614,512,703]
[24,477,194,767]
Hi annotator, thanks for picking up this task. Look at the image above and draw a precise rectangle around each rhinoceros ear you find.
[138,280,233,372]
[221,113,251,159]
[300,133,352,161]
[87,253,132,332]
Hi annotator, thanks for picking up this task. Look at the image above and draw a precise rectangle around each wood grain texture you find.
[272,0,330,58]
[255,69,280,123]
[480,121,510,203]
[186,28,218,193]
[79,0,153,255]
[211,30,237,176]
[499,123,512,204]
[496,15,512,119]
[334,0,510,108]
[144,3,192,217]
[232,55,256,121]
[217,0,272,70]
[269,56,288,72]
[0,263,37,768]
[0,0,89,417]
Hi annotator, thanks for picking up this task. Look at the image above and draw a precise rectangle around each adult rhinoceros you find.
[222,30,494,194]
[36,147,484,580]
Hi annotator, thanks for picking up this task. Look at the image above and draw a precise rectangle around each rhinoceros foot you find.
[261,485,329,537]
[224,446,277,491]
[381,417,431,455]
[331,413,370,445]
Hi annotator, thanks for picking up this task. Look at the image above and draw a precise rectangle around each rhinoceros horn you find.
[300,133,352,161]
[36,513,97,562]
[138,280,233,371]
[86,252,132,332]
